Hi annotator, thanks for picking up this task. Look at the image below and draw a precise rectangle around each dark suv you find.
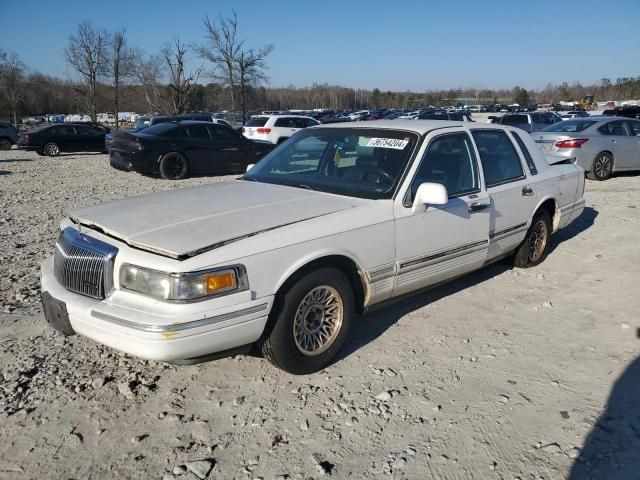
[602,105,640,119]
[0,122,19,150]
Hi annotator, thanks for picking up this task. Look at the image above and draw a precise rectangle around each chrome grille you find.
[53,227,118,299]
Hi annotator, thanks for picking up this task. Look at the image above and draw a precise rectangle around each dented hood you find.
[70,180,360,259]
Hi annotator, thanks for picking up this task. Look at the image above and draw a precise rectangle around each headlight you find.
[119,264,248,301]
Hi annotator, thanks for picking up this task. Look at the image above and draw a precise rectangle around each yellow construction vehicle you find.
[579,95,597,111]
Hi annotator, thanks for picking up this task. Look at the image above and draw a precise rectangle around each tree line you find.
[1,14,640,125]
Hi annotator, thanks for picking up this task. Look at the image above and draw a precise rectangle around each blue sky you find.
[1,0,638,91]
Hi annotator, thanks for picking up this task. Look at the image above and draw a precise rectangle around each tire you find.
[43,142,60,157]
[586,152,614,181]
[514,210,552,268]
[36,151,46,156]
[259,267,355,374]
[0,137,11,150]
[159,152,189,180]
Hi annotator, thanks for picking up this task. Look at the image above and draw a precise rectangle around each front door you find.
[599,120,638,170]
[394,130,490,296]
[470,129,537,260]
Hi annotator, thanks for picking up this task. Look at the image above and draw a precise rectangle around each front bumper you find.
[40,256,272,362]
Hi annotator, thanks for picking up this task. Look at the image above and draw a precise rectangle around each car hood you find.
[70,181,361,259]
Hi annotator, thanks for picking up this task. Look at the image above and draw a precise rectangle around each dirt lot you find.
[1,149,639,480]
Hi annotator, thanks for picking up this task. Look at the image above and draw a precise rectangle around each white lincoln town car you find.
[41,121,586,374]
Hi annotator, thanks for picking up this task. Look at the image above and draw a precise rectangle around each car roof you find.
[176,120,222,125]
[311,119,533,135]
[252,114,315,119]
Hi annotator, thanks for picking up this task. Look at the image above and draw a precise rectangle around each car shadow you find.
[0,170,11,176]
[567,355,640,479]
[547,206,598,254]
[337,206,598,363]
[0,158,33,163]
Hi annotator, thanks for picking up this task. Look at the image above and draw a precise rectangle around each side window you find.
[511,131,538,175]
[598,120,630,136]
[410,132,479,200]
[187,125,211,140]
[471,130,525,187]
[305,118,319,127]
[209,125,239,143]
[628,121,640,136]
[274,117,293,128]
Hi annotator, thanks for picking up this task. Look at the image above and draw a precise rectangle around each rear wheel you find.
[43,142,60,157]
[259,268,354,374]
[587,152,613,181]
[514,210,551,268]
[159,152,189,180]
[0,137,11,150]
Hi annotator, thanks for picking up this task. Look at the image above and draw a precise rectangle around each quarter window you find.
[511,131,538,175]
[410,132,479,200]
[471,130,525,187]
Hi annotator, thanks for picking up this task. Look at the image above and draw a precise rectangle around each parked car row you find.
[40,120,587,373]
[109,121,274,179]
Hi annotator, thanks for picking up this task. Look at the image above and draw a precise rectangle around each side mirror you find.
[246,164,255,172]
[412,182,448,213]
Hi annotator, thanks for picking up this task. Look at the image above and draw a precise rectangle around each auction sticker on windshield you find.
[366,137,409,150]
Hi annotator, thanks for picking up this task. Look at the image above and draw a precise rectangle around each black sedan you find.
[109,121,275,179]
[16,123,110,156]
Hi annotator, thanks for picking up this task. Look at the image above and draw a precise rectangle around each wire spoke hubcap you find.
[293,285,343,356]
[528,220,548,262]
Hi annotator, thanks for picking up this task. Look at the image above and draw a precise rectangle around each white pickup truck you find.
[41,121,585,374]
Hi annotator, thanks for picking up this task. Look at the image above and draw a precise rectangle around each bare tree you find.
[0,50,26,126]
[131,50,166,113]
[236,45,273,123]
[109,29,135,128]
[196,11,243,114]
[161,38,202,114]
[64,21,108,121]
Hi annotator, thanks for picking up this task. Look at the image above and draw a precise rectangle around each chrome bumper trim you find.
[90,303,269,333]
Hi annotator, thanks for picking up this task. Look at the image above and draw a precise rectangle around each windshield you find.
[541,120,597,132]
[243,128,419,199]
[135,118,150,129]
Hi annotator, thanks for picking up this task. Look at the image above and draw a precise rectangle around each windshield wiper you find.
[296,184,315,191]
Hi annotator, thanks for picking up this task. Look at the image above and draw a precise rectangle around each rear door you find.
[76,125,105,152]
[598,120,637,170]
[470,129,537,260]
[625,120,640,169]
[56,125,79,151]
[184,124,214,172]
[393,129,490,296]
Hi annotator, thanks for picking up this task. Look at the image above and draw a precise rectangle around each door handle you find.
[468,202,489,213]
[522,186,534,196]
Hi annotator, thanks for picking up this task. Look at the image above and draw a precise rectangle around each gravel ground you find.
[1,149,639,479]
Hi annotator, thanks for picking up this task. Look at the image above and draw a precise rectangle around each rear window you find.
[246,117,268,127]
[541,120,596,132]
[141,123,179,136]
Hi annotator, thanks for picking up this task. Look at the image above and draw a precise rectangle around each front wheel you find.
[260,268,354,374]
[587,152,614,181]
[43,142,60,157]
[159,152,189,180]
[514,210,552,268]
[0,137,11,150]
